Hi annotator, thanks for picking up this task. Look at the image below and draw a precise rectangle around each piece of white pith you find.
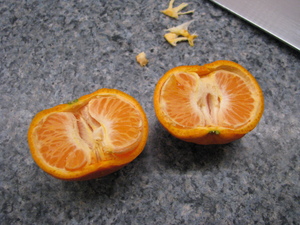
[161,0,194,19]
[164,20,198,46]
[136,52,149,67]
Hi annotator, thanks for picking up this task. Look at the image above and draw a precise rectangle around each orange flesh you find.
[160,70,257,129]
[32,95,143,171]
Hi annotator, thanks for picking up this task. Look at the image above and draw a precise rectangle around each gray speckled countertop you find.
[1,0,300,224]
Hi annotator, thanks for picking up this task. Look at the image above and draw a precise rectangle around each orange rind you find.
[161,0,194,19]
[164,20,198,46]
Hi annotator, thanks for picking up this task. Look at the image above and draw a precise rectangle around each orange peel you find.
[136,52,149,67]
[164,20,198,46]
[161,0,194,19]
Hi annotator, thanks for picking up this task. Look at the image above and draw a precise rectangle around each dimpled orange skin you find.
[28,89,149,181]
[153,60,264,145]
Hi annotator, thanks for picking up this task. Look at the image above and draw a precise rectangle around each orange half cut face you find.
[28,89,149,180]
[154,60,264,145]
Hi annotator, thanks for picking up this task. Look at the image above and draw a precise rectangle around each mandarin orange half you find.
[28,89,148,180]
[153,60,264,145]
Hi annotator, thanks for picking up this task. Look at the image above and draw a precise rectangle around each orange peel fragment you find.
[136,52,149,67]
[164,20,198,46]
[161,0,194,19]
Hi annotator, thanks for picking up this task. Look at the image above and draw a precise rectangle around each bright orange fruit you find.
[153,60,264,145]
[28,89,148,180]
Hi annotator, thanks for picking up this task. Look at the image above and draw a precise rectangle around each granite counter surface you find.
[1,0,300,224]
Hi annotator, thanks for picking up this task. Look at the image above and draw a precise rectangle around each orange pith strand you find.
[28,89,148,180]
[154,60,264,145]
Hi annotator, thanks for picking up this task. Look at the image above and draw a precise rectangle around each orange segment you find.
[28,89,148,180]
[154,60,264,145]
[160,72,201,128]
[215,70,256,128]
[35,112,89,171]
[87,96,142,153]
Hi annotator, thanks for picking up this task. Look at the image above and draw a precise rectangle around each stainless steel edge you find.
[209,0,300,51]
